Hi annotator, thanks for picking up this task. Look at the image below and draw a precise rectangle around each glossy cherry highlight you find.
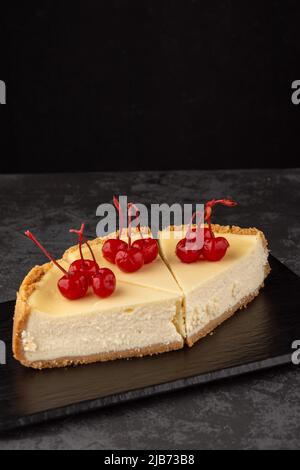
[132,238,159,264]
[69,223,116,298]
[102,238,128,264]
[176,238,200,264]
[128,203,158,264]
[203,236,230,261]
[175,198,237,264]
[110,201,145,273]
[102,196,128,263]
[115,202,146,273]
[57,271,89,300]
[176,210,204,263]
[115,246,144,273]
[92,268,116,298]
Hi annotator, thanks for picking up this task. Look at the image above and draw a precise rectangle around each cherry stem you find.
[127,203,134,247]
[70,224,98,266]
[186,210,205,249]
[113,196,124,239]
[25,231,68,276]
[186,210,203,239]
[83,237,98,265]
[70,224,85,265]
[204,199,237,232]
[128,202,144,241]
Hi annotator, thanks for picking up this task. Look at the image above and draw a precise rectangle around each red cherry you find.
[186,227,212,242]
[25,231,89,300]
[176,198,236,263]
[92,268,116,298]
[115,246,144,273]
[176,239,201,264]
[102,238,128,264]
[102,196,128,264]
[203,236,230,261]
[69,224,100,283]
[70,224,118,298]
[69,259,99,285]
[204,227,214,240]
[58,271,89,300]
[132,238,159,264]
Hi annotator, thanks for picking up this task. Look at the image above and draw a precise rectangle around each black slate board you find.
[0,256,299,432]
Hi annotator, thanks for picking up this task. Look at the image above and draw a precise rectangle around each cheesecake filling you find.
[185,236,268,338]
[22,265,183,363]
[24,298,182,362]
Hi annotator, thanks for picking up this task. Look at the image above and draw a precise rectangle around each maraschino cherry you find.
[202,236,230,261]
[92,268,116,298]
[115,202,144,273]
[69,223,116,298]
[102,196,128,263]
[69,223,99,284]
[176,211,204,263]
[129,203,159,264]
[202,199,237,261]
[25,231,88,300]
[132,238,158,264]
[176,199,237,263]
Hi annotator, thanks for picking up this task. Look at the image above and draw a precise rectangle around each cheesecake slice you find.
[13,259,183,369]
[159,224,270,346]
[13,224,270,369]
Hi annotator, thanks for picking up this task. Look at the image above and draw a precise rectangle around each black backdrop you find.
[1,1,300,173]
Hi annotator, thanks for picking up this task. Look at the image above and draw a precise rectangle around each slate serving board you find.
[0,256,299,432]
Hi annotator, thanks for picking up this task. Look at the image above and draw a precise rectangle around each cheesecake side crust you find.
[186,263,271,347]
[17,339,184,370]
[13,262,52,364]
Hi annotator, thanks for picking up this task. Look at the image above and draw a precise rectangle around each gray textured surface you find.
[0,169,299,450]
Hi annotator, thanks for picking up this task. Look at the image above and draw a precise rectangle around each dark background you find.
[1,1,300,173]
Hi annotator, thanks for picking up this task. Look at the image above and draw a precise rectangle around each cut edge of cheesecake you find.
[159,224,271,347]
[186,277,269,347]
[13,261,184,370]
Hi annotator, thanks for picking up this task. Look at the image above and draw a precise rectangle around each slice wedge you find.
[159,224,270,346]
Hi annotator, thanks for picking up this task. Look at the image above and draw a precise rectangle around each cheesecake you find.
[159,225,270,346]
[13,225,270,369]
[13,229,184,369]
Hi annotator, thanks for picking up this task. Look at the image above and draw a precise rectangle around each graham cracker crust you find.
[19,339,184,370]
[13,263,52,365]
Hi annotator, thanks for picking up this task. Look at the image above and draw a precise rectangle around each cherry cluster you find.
[176,199,237,263]
[102,197,159,273]
[25,224,116,300]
